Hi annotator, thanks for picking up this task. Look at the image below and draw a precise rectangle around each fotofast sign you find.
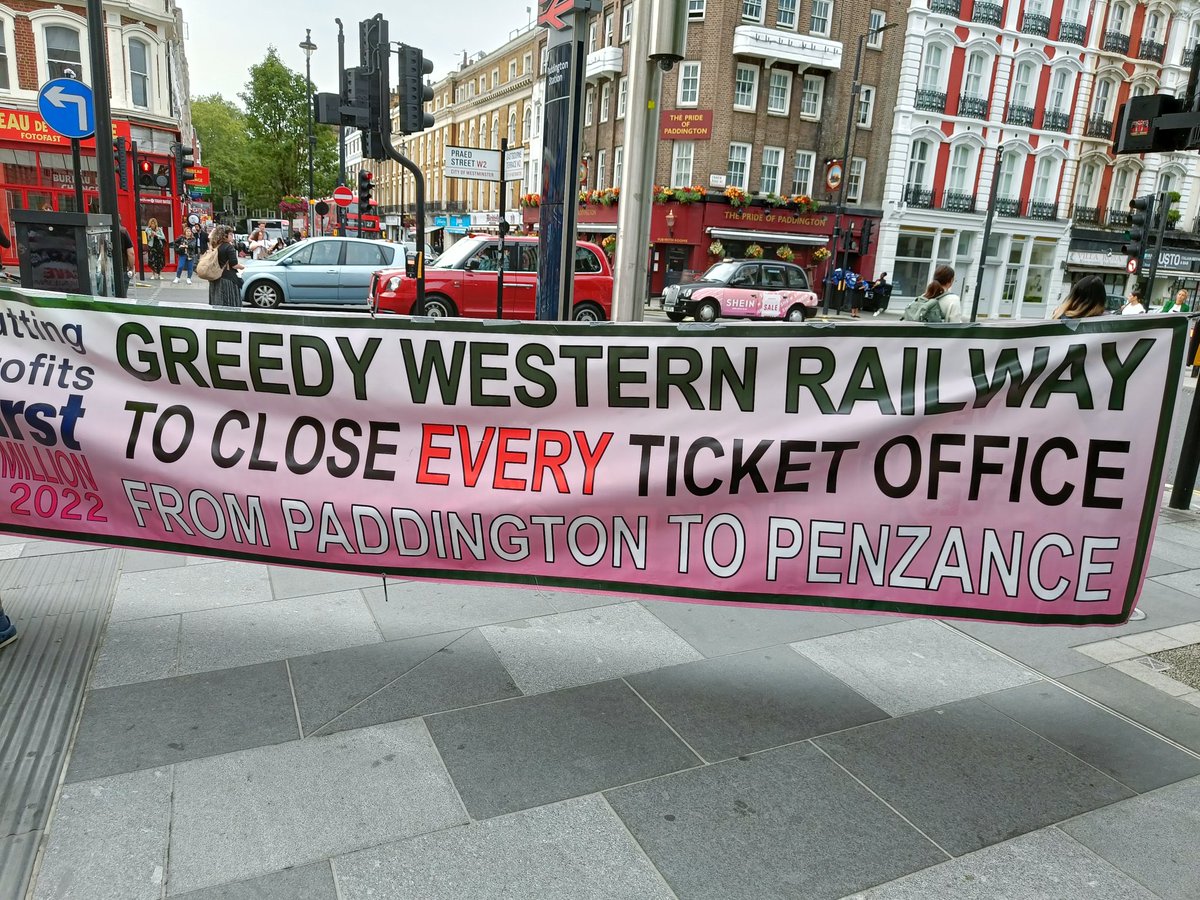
[0,289,1182,626]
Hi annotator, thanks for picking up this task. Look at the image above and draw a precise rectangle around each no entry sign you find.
[333,185,354,207]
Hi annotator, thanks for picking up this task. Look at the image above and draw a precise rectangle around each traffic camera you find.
[358,170,374,208]
[397,45,434,135]
[1123,194,1156,275]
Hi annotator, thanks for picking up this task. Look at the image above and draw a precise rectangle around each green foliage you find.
[191,94,249,200]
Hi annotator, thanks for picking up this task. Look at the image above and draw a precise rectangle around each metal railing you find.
[915,88,948,111]
[995,197,1021,216]
[942,189,977,212]
[1085,114,1113,139]
[1057,20,1086,44]
[930,0,961,14]
[1139,39,1166,62]
[1041,109,1070,132]
[1028,200,1058,220]
[1072,204,1101,225]
[1103,31,1130,54]
[957,93,988,118]
[1107,209,1131,227]
[1020,12,1050,36]
[904,185,935,208]
[971,1,1003,26]
[1006,104,1034,126]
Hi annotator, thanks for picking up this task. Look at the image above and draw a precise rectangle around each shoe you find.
[0,614,16,650]
[172,277,179,284]
[186,278,192,285]
[873,310,881,317]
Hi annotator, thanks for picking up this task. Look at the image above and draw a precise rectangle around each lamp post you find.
[970,142,1020,322]
[300,29,317,238]
[335,18,346,234]
[822,19,898,316]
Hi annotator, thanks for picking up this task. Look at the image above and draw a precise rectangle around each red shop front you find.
[0,107,183,270]
[522,195,880,297]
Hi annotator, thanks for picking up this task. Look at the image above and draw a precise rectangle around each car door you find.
[724,264,761,317]
[461,241,501,317]
[285,239,343,301]
[504,243,539,319]
[759,264,789,318]
[340,241,394,303]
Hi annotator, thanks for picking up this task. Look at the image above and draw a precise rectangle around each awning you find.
[577,223,617,233]
[426,224,445,233]
[706,227,828,246]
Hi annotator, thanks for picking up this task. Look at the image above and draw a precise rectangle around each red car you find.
[369,235,613,321]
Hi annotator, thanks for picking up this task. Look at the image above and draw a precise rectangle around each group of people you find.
[140,219,210,284]
[825,268,893,318]
[1051,279,1192,319]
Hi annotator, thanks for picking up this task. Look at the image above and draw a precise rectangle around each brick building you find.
[0,0,194,267]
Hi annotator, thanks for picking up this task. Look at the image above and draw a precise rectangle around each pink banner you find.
[0,290,1185,625]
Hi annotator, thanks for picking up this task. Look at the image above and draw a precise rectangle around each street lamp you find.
[300,28,317,237]
[822,19,899,316]
[970,141,1021,322]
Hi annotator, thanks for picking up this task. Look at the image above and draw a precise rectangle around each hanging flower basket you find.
[708,240,725,258]
[279,196,307,218]
[653,185,675,203]
[724,186,749,208]
[776,245,795,261]
[812,247,831,262]
[578,190,590,205]
[593,188,619,206]
[601,234,616,256]
[745,243,764,259]
[674,185,705,204]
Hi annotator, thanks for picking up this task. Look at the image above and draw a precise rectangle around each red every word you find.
[416,425,613,494]
[9,483,106,522]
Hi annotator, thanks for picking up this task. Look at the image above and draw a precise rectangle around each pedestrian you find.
[198,224,210,255]
[119,225,135,281]
[172,226,199,284]
[871,272,893,316]
[1121,287,1148,315]
[1162,288,1191,313]
[288,229,303,246]
[0,597,15,650]
[1051,275,1107,319]
[248,226,269,260]
[901,265,960,323]
[846,269,863,318]
[146,218,166,279]
[206,225,243,307]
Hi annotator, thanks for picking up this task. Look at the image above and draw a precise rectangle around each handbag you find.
[195,247,222,281]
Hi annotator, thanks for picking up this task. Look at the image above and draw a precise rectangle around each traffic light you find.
[113,138,128,191]
[397,44,434,135]
[860,219,874,256]
[358,170,374,208]
[172,142,197,196]
[138,158,154,188]
[1123,194,1156,275]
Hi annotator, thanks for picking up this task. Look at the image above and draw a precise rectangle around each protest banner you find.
[0,288,1184,625]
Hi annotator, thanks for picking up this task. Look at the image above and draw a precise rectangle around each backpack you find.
[195,247,222,281]
[901,295,947,323]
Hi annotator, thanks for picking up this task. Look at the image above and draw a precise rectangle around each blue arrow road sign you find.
[37,78,95,140]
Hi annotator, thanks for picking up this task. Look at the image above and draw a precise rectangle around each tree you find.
[238,47,338,209]
[191,94,249,208]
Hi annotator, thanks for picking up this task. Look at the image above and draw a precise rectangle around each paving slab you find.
[1148,556,1188,578]
[110,562,273,622]
[172,862,337,900]
[66,662,299,783]
[841,826,1161,899]
[167,719,466,896]
[177,589,380,676]
[32,767,172,900]
[626,647,888,762]
[425,679,700,819]
[982,681,1200,793]
[120,549,190,573]
[1062,775,1200,900]
[792,619,1039,716]
[540,585,631,613]
[289,629,520,737]
[640,598,856,657]
[480,602,702,694]
[605,742,946,900]
[815,699,1136,857]
[1061,666,1200,754]
[333,795,676,900]
[266,565,385,600]
[89,614,181,689]
[363,579,557,640]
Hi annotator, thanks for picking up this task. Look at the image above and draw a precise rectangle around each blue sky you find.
[186,1,537,102]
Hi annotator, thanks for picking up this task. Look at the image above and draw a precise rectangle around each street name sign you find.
[37,79,95,140]
[445,146,525,182]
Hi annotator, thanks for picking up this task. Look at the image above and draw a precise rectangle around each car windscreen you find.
[266,244,294,262]
[430,238,483,269]
[701,262,740,283]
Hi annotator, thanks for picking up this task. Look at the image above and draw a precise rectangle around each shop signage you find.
[659,109,713,140]
[0,291,1180,626]
[720,207,830,228]
[0,107,130,150]
[825,160,843,192]
[1068,247,1200,272]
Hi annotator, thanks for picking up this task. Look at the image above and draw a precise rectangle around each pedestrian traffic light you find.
[1123,194,1156,275]
[358,170,374,208]
[113,138,128,191]
[860,219,874,256]
[397,44,434,135]
[138,158,154,188]
[172,142,197,195]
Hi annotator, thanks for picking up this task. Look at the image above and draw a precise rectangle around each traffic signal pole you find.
[1143,190,1170,300]
[85,0,124,297]
[130,141,146,283]
[381,142,425,315]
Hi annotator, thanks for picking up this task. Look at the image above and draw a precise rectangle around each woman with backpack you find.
[203,225,244,307]
[902,265,961,322]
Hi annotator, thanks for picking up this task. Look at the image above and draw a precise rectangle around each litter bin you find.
[11,211,115,296]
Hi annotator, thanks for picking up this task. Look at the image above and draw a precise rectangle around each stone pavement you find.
[0,498,1196,900]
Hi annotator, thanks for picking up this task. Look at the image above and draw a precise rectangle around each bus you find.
[238,218,292,245]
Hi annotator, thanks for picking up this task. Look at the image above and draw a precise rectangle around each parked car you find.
[662,260,819,322]
[369,235,613,321]
[240,237,400,308]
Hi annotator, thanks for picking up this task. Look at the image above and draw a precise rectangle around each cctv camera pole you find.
[612,0,666,322]
[86,0,124,296]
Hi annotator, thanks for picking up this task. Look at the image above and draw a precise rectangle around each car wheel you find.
[248,281,282,309]
[786,305,810,322]
[416,294,457,317]
[696,300,720,323]
[572,301,606,322]
[666,311,687,322]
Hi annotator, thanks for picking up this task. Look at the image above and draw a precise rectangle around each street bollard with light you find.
[300,29,318,238]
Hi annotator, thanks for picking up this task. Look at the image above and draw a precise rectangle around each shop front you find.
[1065,230,1200,310]
[0,107,182,271]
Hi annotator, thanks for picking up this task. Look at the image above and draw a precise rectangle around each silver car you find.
[239,237,399,308]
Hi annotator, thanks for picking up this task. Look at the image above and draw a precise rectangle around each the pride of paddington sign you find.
[0,289,1184,625]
